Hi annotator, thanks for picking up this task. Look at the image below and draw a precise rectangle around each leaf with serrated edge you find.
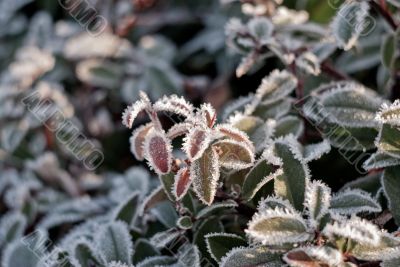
[304,180,331,229]
[246,207,311,245]
[258,196,295,212]
[122,99,148,128]
[330,189,381,215]
[322,216,381,246]
[153,94,194,117]
[376,124,400,159]
[205,233,247,263]
[376,100,400,126]
[191,146,220,205]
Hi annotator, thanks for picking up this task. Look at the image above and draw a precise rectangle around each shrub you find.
[1,0,400,267]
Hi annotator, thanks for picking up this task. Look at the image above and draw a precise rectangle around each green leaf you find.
[195,200,237,219]
[133,238,160,264]
[323,124,378,151]
[193,217,223,260]
[205,233,247,262]
[331,2,372,51]
[246,208,311,245]
[96,221,133,264]
[255,70,297,104]
[191,146,220,205]
[273,139,309,211]
[330,189,381,215]
[304,181,331,228]
[381,34,397,69]
[274,116,304,139]
[352,232,400,261]
[0,212,27,247]
[151,201,178,228]
[253,98,292,120]
[363,152,400,171]
[381,166,400,225]
[341,173,382,196]
[242,159,281,201]
[160,172,176,201]
[113,192,140,226]
[220,247,282,267]
[232,116,269,153]
[72,241,104,267]
[136,256,176,267]
[177,216,193,230]
[376,124,400,159]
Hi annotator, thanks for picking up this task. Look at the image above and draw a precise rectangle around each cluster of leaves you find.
[1,0,400,267]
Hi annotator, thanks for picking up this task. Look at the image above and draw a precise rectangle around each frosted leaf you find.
[330,189,381,215]
[149,229,181,249]
[0,211,27,247]
[199,103,217,128]
[318,82,386,128]
[215,124,254,152]
[136,256,176,267]
[205,233,247,263]
[284,246,344,266]
[363,152,400,171]
[108,261,134,267]
[143,130,172,175]
[247,17,274,44]
[258,196,295,212]
[182,128,212,161]
[272,6,309,25]
[352,232,400,261]
[9,46,55,88]
[191,146,220,205]
[220,246,282,267]
[376,100,400,126]
[213,139,255,170]
[242,159,282,201]
[304,180,331,228]
[70,240,105,267]
[236,53,256,77]
[153,94,194,118]
[121,99,148,129]
[138,185,167,216]
[130,123,153,161]
[96,221,133,264]
[2,237,44,267]
[331,1,371,51]
[173,167,192,200]
[166,122,191,139]
[302,140,331,163]
[274,115,304,139]
[295,51,321,76]
[322,216,381,246]
[177,244,201,267]
[64,32,132,60]
[195,200,237,219]
[222,94,254,120]
[272,137,310,211]
[246,207,311,245]
[245,207,311,245]
[381,167,400,225]
[254,69,297,105]
[229,115,265,153]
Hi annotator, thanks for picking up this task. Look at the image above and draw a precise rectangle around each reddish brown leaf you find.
[144,131,172,175]
[173,167,191,200]
[130,123,153,160]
